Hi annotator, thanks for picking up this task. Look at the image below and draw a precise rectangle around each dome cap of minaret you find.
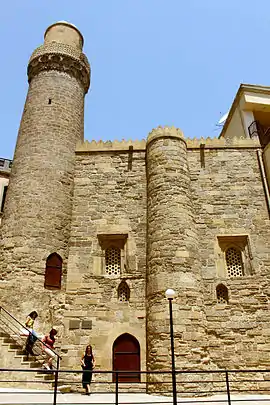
[44,21,84,50]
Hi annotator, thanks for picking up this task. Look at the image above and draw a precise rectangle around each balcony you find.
[248,120,270,147]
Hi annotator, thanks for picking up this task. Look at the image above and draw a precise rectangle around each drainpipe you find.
[257,149,270,216]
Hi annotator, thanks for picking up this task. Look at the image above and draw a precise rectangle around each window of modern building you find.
[1,185,8,212]
[118,281,130,302]
[44,253,62,289]
[225,247,244,277]
[216,284,229,304]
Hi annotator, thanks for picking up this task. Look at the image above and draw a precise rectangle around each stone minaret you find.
[0,22,90,320]
[146,127,206,387]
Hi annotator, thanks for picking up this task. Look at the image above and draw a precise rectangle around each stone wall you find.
[188,144,270,370]
[62,148,147,372]
[0,22,89,338]
[60,133,270,379]
[1,124,269,381]
[145,127,205,389]
[0,69,85,325]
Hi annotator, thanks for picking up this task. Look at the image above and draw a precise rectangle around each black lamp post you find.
[165,288,177,405]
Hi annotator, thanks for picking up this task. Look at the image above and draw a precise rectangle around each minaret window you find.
[44,253,62,289]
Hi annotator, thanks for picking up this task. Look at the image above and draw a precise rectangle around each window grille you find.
[226,247,243,277]
[216,284,228,304]
[118,282,130,302]
[105,247,121,276]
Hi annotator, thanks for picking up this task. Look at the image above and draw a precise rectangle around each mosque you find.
[0,21,270,391]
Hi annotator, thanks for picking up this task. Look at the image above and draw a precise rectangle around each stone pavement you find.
[0,389,270,405]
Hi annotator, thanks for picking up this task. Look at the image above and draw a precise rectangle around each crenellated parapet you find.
[147,125,185,145]
[76,139,146,152]
[77,127,261,153]
[186,136,261,149]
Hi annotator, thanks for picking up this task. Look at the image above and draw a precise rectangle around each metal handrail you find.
[0,306,61,360]
[1,367,270,405]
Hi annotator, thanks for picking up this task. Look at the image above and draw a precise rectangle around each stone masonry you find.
[146,128,205,390]
[0,22,90,332]
[0,22,270,395]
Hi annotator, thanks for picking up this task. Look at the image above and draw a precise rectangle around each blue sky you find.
[1,0,270,158]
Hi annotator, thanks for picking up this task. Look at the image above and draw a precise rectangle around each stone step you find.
[21,361,42,368]
[1,341,14,346]
[3,337,15,344]
[8,344,21,350]
[15,349,26,355]
[22,355,40,362]
[35,373,55,381]
[0,329,54,389]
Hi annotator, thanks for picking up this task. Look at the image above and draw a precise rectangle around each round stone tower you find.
[0,22,90,318]
[146,127,206,387]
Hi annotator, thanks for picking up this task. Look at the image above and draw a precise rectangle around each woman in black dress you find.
[81,345,96,395]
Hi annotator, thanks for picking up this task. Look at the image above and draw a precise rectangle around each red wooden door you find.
[44,253,62,289]
[113,334,140,382]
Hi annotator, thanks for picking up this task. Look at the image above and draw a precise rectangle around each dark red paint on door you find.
[113,333,140,382]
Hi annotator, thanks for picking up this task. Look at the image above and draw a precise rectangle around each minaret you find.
[146,127,205,388]
[0,22,90,316]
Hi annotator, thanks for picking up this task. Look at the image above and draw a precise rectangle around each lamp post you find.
[165,289,177,405]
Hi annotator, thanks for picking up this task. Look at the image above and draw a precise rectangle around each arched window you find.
[225,247,244,278]
[105,247,121,276]
[216,284,229,304]
[118,281,130,302]
[44,253,62,289]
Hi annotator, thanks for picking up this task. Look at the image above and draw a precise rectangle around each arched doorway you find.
[113,333,140,382]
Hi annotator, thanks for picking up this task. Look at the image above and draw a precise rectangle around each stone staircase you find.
[0,330,54,389]
[0,309,146,394]
[0,331,147,393]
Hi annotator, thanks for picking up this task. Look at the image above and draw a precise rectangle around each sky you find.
[1,0,270,159]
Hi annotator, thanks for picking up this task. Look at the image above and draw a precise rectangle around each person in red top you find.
[42,328,57,370]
